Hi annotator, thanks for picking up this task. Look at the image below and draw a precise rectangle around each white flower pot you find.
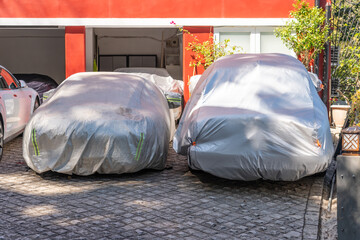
[331,105,350,127]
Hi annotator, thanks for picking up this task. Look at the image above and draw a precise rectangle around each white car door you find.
[12,82,32,128]
[0,79,18,139]
[0,68,28,138]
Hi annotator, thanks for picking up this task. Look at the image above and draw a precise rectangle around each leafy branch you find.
[274,0,330,71]
[180,28,243,70]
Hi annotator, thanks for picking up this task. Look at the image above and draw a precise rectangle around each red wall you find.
[65,26,85,78]
[0,0,313,18]
[183,27,213,102]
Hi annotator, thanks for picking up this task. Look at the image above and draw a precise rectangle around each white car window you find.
[0,68,19,89]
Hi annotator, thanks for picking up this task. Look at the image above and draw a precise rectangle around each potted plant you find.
[330,94,350,128]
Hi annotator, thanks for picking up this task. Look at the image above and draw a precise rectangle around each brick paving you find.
[0,136,325,240]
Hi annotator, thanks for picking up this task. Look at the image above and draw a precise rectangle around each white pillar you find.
[85,27,94,72]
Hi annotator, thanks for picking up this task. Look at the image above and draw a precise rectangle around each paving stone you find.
[0,137,324,239]
[283,230,302,239]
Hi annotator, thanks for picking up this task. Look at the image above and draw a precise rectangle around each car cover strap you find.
[167,97,182,102]
[135,133,144,161]
[32,129,40,156]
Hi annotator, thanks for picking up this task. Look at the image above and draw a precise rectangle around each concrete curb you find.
[302,176,324,240]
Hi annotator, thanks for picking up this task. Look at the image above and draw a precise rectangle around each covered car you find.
[14,73,58,102]
[173,53,334,181]
[23,72,174,175]
[114,68,183,121]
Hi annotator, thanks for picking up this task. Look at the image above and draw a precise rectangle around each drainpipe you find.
[323,0,331,109]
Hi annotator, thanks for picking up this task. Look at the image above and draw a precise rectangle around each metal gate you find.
[331,0,360,99]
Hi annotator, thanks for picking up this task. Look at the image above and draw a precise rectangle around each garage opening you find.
[94,28,182,80]
[0,28,65,85]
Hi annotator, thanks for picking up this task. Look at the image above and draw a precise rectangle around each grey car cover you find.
[173,54,334,181]
[114,68,183,120]
[23,72,173,175]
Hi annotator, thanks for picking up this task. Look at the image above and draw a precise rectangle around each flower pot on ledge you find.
[331,105,350,128]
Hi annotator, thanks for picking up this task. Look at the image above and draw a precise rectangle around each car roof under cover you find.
[189,53,314,118]
[115,67,170,77]
[14,73,58,98]
[48,72,161,111]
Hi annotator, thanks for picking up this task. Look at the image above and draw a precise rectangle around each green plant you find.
[274,0,330,71]
[180,28,243,70]
[333,41,360,100]
[349,89,360,126]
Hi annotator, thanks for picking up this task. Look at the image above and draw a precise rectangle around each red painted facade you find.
[1,0,324,103]
[0,0,312,18]
[65,26,86,78]
[183,27,214,101]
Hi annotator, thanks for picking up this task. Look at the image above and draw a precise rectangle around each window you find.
[260,32,294,55]
[98,55,157,71]
[219,32,251,53]
[0,76,7,89]
[214,27,295,57]
[0,68,18,89]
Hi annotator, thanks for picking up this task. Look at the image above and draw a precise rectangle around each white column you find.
[252,28,260,53]
[85,27,94,72]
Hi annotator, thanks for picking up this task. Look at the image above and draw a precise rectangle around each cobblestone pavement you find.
[0,137,325,240]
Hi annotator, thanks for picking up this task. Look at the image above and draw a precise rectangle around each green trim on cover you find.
[135,133,144,161]
[31,129,40,156]
[167,98,182,102]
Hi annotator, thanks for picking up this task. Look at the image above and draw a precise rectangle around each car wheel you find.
[0,120,3,161]
[33,98,40,112]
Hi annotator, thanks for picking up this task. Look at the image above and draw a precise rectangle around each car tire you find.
[0,120,3,161]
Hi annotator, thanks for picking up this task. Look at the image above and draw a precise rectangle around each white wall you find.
[95,28,179,68]
[0,29,65,84]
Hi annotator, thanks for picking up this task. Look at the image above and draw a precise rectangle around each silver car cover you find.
[23,72,173,175]
[173,54,334,181]
[114,68,183,120]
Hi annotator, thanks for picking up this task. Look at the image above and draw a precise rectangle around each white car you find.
[0,65,39,160]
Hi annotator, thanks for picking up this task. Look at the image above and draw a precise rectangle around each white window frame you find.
[214,26,296,57]
[214,27,257,53]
